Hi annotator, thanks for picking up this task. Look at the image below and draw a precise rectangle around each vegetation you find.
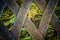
[0,0,60,40]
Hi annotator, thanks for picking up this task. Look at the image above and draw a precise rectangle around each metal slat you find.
[5,0,44,40]
[24,18,44,40]
[11,0,32,40]
[0,21,15,40]
[4,0,19,15]
[51,14,60,34]
[38,0,58,37]
[0,0,6,17]
[34,0,60,34]
[4,0,59,39]
[34,0,46,11]
[0,0,15,40]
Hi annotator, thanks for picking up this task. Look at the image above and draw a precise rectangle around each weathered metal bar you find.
[0,0,6,17]
[34,0,60,34]
[38,0,58,37]
[4,0,59,39]
[0,0,15,40]
[0,21,15,40]
[24,18,44,40]
[51,14,60,33]
[4,0,19,15]
[34,0,46,11]
[5,0,44,40]
[11,0,32,40]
